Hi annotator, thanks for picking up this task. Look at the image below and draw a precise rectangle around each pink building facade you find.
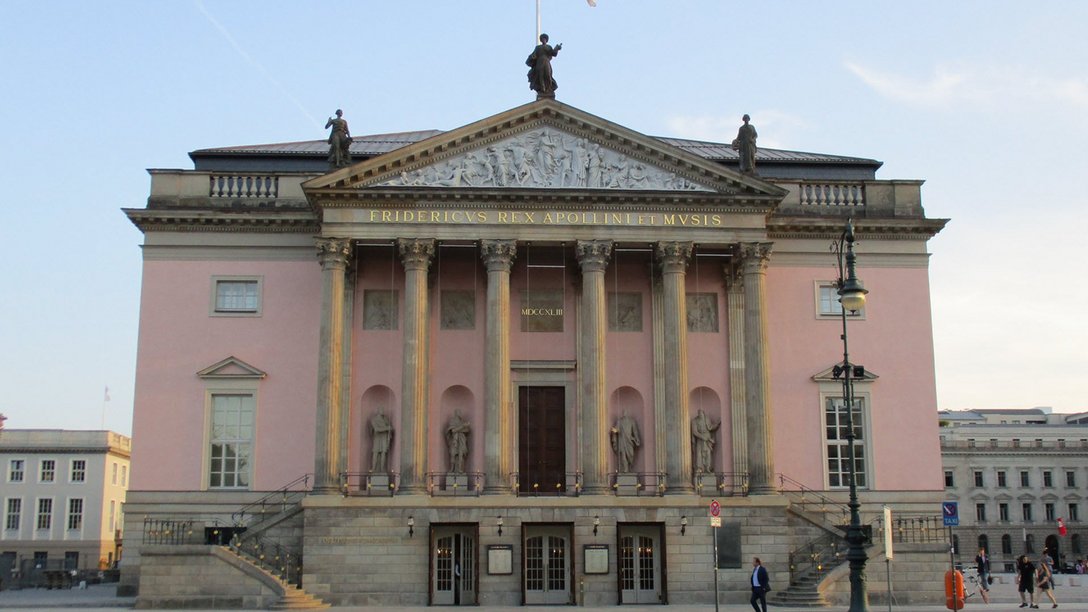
[123,100,947,607]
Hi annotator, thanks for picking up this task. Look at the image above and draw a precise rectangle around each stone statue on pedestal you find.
[446,409,471,473]
[691,409,720,474]
[369,407,393,473]
[610,412,641,473]
[325,109,352,169]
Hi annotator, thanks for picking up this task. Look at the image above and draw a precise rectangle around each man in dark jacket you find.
[750,557,770,612]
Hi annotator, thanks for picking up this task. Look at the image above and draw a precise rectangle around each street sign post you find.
[942,501,959,527]
[710,500,720,612]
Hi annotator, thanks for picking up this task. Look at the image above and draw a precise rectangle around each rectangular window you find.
[67,499,83,531]
[1044,471,1053,487]
[976,503,987,522]
[5,499,21,531]
[108,501,116,532]
[1023,503,1033,522]
[120,465,127,487]
[1045,503,1056,521]
[997,471,1007,487]
[213,278,261,314]
[974,471,984,487]
[816,282,865,318]
[999,503,1009,522]
[36,499,52,530]
[824,397,867,489]
[944,470,954,487]
[1067,471,1077,488]
[33,551,47,567]
[39,460,55,483]
[209,393,254,489]
[111,463,118,485]
[70,460,86,483]
[1070,503,1080,522]
[8,460,24,482]
[64,551,79,570]
[1020,470,1030,487]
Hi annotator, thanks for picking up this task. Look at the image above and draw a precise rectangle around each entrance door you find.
[432,526,476,605]
[524,526,571,604]
[619,525,662,604]
[519,386,565,494]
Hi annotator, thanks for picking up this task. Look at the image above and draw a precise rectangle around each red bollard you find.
[944,569,965,610]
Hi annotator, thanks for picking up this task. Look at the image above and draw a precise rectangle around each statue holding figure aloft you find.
[325,108,352,169]
[526,33,562,99]
[369,407,393,473]
[446,409,471,473]
[731,114,757,174]
[691,409,720,474]
[610,411,641,473]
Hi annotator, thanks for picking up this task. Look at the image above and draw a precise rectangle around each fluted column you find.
[481,240,517,494]
[314,237,353,493]
[724,260,749,481]
[656,241,694,493]
[576,240,612,494]
[397,238,435,494]
[740,242,777,494]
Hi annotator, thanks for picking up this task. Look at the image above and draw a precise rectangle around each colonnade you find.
[311,236,776,496]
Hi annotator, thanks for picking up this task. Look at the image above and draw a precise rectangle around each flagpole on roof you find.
[536,0,541,41]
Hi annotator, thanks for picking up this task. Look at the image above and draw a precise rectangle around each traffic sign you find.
[710,500,721,517]
[710,516,722,527]
[942,501,959,527]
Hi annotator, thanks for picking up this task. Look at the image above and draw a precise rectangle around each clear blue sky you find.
[2,1,1085,436]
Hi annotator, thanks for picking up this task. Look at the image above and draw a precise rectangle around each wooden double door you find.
[518,386,566,494]
[431,525,476,605]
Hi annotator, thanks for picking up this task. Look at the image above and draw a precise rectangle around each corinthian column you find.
[397,238,435,494]
[576,240,612,494]
[740,242,777,494]
[724,261,748,480]
[656,241,694,494]
[314,237,353,494]
[481,240,517,494]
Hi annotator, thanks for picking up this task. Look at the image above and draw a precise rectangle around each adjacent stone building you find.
[940,407,1088,572]
[0,430,130,578]
[122,99,949,606]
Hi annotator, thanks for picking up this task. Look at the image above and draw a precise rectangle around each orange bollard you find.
[944,569,965,610]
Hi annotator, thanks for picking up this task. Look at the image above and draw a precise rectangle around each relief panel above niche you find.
[376,126,714,191]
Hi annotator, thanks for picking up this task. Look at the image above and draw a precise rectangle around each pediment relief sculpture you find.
[375,126,714,192]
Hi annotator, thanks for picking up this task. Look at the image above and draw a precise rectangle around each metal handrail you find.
[693,471,749,496]
[230,474,312,527]
[425,471,485,496]
[229,531,303,587]
[787,530,847,586]
[508,472,583,496]
[777,473,851,526]
[339,471,401,495]
[608,472,669,497]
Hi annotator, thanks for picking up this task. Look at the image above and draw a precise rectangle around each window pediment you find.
[197,356,267,380]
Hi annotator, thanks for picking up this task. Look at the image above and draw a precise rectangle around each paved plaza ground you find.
[0,574,1085,611]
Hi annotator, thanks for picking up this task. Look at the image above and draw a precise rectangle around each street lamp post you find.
[833,219,869,612]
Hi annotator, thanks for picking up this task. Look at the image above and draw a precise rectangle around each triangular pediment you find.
[812,363,879,383]
[197,356,267,380]
[304,99,786,200]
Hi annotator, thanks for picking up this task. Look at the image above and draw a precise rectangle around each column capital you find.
[315,237,353,269]
[576,240,613,272]
[655,241,693,273]
[480,239,517,272]
[739,242,773,274]
[397,238,436,271]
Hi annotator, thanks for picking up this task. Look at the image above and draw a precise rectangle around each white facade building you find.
[940,408,1088,572]
[0,430,130,574]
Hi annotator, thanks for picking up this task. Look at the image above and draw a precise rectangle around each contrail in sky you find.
[194,0,323,130]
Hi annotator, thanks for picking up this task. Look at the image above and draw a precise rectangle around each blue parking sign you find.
[942,501,959,526]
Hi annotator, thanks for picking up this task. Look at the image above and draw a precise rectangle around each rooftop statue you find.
[526,33,562,99]
[325,109,352,169]
[731,114,757,174]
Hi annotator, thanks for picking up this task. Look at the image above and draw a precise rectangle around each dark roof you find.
[190,130,883,180]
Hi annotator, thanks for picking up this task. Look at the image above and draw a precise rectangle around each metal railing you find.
[608,472,668,497]
[425,472,485,496]
[877,514,945,544]
[339,472,401,496]
[693,471,749,496]
[787,530,847,586]
[141,517,196,545]
[777,473,851,527]
[509,472,584,497]
[229,531,303,587]
[231,474,312,528]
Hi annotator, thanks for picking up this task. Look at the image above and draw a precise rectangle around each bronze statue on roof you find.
[526,34,562,99]
[325,109,352,169]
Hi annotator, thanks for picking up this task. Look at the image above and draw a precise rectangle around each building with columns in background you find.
[121,100,949,607]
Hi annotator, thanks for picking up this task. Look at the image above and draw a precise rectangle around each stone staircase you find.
[768,569,829,607]
[270,583,330,609]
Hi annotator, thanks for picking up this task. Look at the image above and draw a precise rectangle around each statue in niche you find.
[731,114,757,174]
[610,411,641,473]
[691,409,720,474]
[445,409,471,473]
[325,109,352,169]
[369,407,394,473]
[526,33,562,98]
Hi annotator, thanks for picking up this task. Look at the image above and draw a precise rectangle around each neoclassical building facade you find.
[122,100,948,607]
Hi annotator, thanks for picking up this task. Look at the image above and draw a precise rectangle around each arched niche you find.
[439,385,476,472]
[357,385,396,473]
[689,387,725,473]
[609,386,646,473]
